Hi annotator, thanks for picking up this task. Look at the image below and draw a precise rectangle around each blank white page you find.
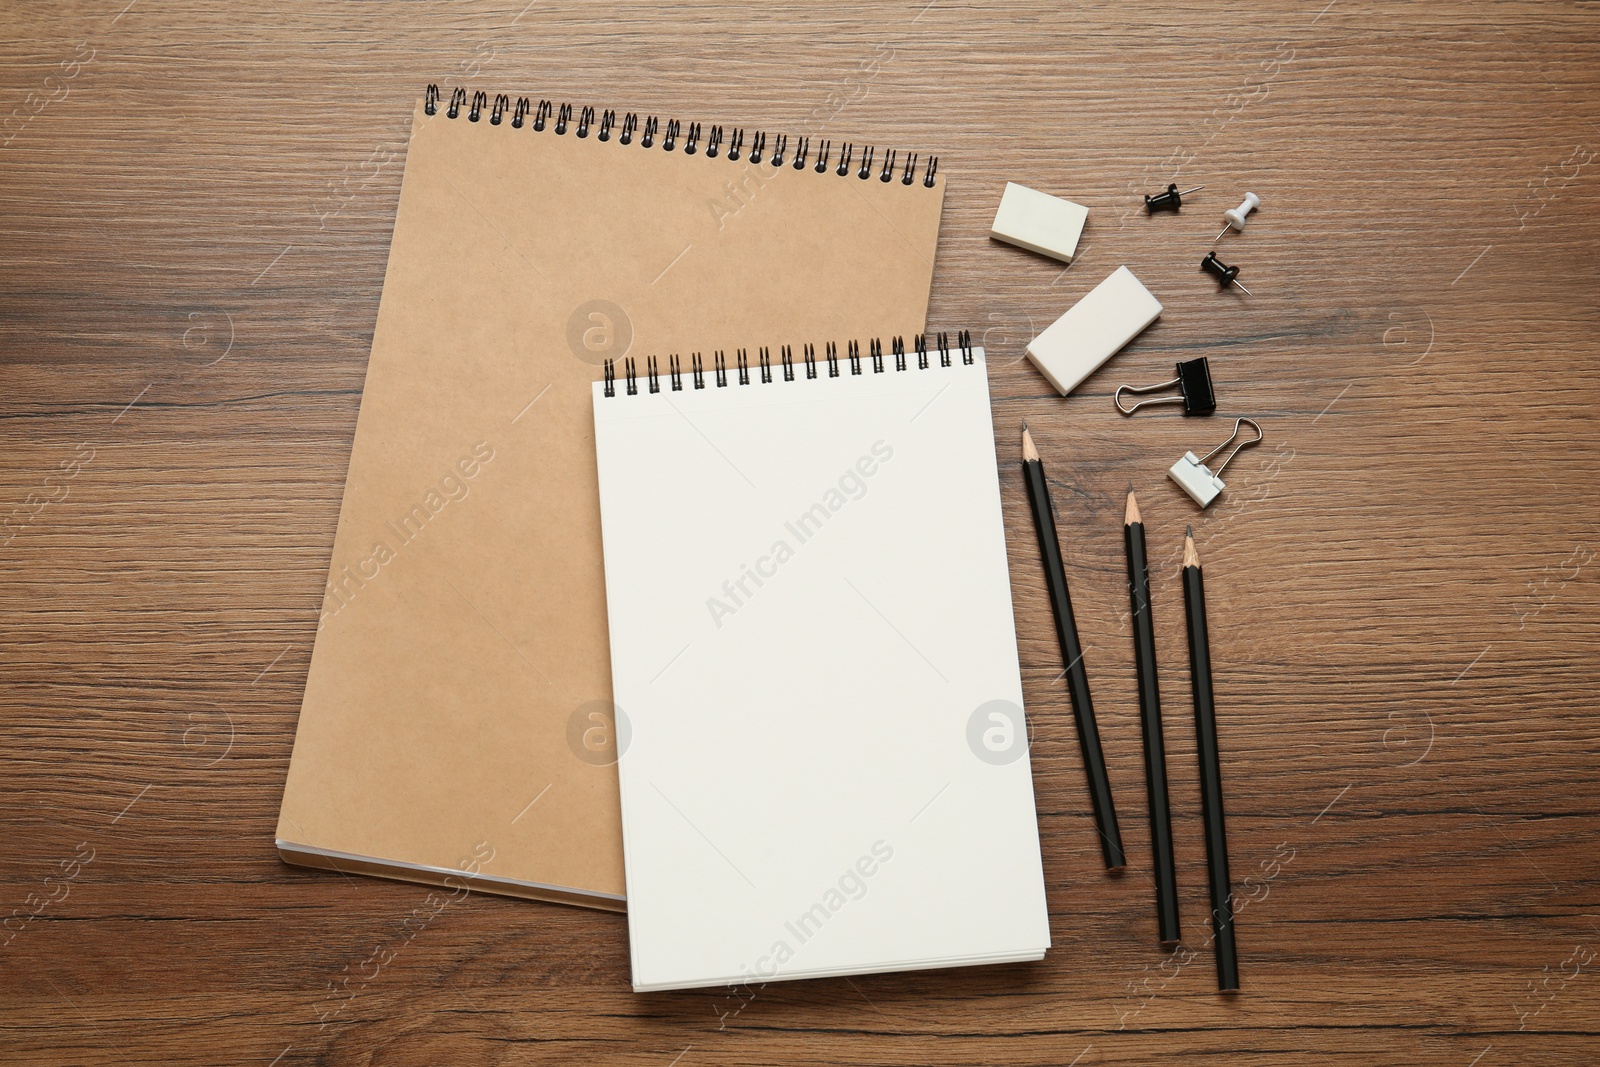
[592,346,1049,992]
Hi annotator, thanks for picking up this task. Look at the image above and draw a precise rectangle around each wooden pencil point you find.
[1184,531,1200,570]
[1124,489,1142,526]
[1021,424,1039,462]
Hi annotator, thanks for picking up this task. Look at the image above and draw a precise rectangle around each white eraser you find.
[1025,266,1163,396]
[1168,452,1224,508]
[990,182,1089,263]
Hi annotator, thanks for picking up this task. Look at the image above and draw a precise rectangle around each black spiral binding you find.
[603,331,973,396]
[424,84,941,188]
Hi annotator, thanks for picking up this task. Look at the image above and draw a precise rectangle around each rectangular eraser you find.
[1025,266,1163,397]
[990,182,1089,264]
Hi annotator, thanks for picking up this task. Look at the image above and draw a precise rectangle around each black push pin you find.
[1144,183,1204,213]
[1201,251,1252,295]
[1115,357,1217,416]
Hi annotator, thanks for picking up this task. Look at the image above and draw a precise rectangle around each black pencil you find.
[1021,424,1125,870]
[1125,489,1180,944]
[1184,527,1238,992]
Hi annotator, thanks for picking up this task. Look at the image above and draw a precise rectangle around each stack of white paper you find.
[593,348,1050,991]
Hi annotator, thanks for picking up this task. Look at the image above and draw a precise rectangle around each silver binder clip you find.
[1168,418,1263,508]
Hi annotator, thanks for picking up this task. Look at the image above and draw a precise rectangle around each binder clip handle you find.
[1197,417,1263,478]
[1115,357,1216,416]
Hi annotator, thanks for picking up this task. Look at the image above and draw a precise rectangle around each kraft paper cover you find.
[277,99,945,906]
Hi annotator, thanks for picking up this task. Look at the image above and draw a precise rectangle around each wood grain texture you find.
[3,1,1598,1063]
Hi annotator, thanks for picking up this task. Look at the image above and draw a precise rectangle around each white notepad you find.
[592,342,1050,992]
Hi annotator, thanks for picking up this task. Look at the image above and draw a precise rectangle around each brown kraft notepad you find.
[276,87,946,909]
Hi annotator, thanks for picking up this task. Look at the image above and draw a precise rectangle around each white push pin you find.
[1212,192,1260,243]
[1167,418,1263,508]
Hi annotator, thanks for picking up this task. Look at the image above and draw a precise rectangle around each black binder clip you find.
[1115,358,1216,416]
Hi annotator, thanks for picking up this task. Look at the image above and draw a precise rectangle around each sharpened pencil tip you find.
[1021,423,1039,462]
[1184,529,1200,569]
[1186,524,1193,538]
[1124,488,1141,526]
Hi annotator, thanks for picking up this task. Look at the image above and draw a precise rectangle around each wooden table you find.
[4,2,1597,1063]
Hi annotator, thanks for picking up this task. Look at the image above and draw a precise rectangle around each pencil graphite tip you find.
[1186,524,1193,538]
